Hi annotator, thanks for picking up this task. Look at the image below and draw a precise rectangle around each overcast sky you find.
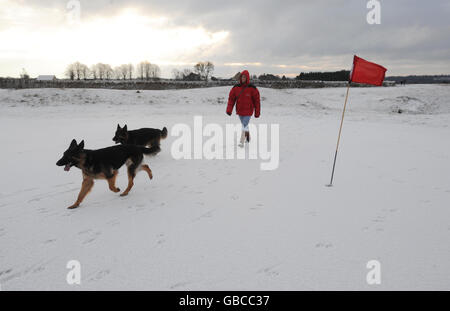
[1,0,449,78]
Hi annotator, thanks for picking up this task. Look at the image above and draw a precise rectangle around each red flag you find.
[350,55,387,86]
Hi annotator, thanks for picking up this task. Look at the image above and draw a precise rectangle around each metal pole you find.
[327,83,351,187]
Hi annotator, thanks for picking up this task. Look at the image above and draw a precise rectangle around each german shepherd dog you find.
[56,139,160,209]
[113,124,168,147]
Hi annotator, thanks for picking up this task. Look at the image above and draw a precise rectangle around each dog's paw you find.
[67,204,79,209]
[114,188,121,193]
[120,192,129,197]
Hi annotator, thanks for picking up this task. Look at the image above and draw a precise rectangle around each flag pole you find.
[326,82,351,187]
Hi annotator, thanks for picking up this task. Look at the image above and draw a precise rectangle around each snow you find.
[0,84,449,290]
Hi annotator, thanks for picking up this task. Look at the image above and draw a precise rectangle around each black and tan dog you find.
[56,139,160,209]
[113,124,168,147]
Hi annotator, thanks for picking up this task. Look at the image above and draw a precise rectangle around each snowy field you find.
[0,84,449,290]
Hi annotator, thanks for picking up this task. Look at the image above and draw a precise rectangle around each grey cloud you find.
[13,0,450,75]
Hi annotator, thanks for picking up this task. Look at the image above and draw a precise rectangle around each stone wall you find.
[0,78,395,90]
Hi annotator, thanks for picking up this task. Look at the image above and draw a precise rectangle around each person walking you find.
[226,70,261,147]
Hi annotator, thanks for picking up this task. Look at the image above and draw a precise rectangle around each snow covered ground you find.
[0,84,449,290]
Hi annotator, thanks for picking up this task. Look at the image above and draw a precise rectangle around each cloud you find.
[1,0,449,77]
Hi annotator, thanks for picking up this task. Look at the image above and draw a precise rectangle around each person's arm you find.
[253,87,261,118]
[226,87,236,115]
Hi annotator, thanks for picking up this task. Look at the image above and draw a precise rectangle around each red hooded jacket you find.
[226,70,260,117]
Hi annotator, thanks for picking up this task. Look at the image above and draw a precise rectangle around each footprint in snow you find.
[89,269,110,281]
[191,210,215,222]
[170,281,190,289]
[372,216,386,223]
[0,268,13,277]
[78,229,92,235]
[107,219,120,226]
[250,177,259,185]
[257,264,280,277]
[79,230,101,244]
[156,233,165,246]
[315,242,333,249]
[250,203,264,210]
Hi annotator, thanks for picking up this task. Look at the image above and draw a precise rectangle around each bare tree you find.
[204,61,214,81]
[74,62,82,80]
[149,64,160,79]
[194,62,206,78]
[137,61,161,80]
[113,66,121,80]
[90,65,98,80]
[137,62,146,80]
[66,62,90,80]
[127,63,134,80]
[19,68,30,80]
[104,64,114,80]
[143,62,152,80]
[92,63,105,80]
[97,63,105,80]
[194,61,214,81]
[65,64,75,80]
[79,63,89,80]
[115,64,128,80]
[91,63,113,80]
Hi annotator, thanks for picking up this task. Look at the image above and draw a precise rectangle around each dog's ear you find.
[78,140,85,150]
[117,124,121,130]
[70,139,77,149]
[123,125,127,131]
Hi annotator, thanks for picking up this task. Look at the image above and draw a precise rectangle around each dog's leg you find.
[141,164,153,180]
[68,176,94,209]
[107,171,120,193]
[120,166,136,197]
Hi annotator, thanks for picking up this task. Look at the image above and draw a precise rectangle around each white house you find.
[36,75,57,81]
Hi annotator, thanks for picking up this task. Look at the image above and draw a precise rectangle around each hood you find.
[240,70,250,86]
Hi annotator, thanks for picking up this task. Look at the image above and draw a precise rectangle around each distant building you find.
[37,75,57,81]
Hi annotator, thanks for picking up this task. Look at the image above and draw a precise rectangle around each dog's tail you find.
[141,145,161,156]
[161,127,168,139]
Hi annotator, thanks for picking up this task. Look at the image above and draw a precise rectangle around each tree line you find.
[62,63,354,82]
[65,61,215,81]
[65,61,161,81]
[295,70,350,81]
[172,61,214,81]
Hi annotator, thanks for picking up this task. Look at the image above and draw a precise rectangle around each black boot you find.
[245,131,250,142]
